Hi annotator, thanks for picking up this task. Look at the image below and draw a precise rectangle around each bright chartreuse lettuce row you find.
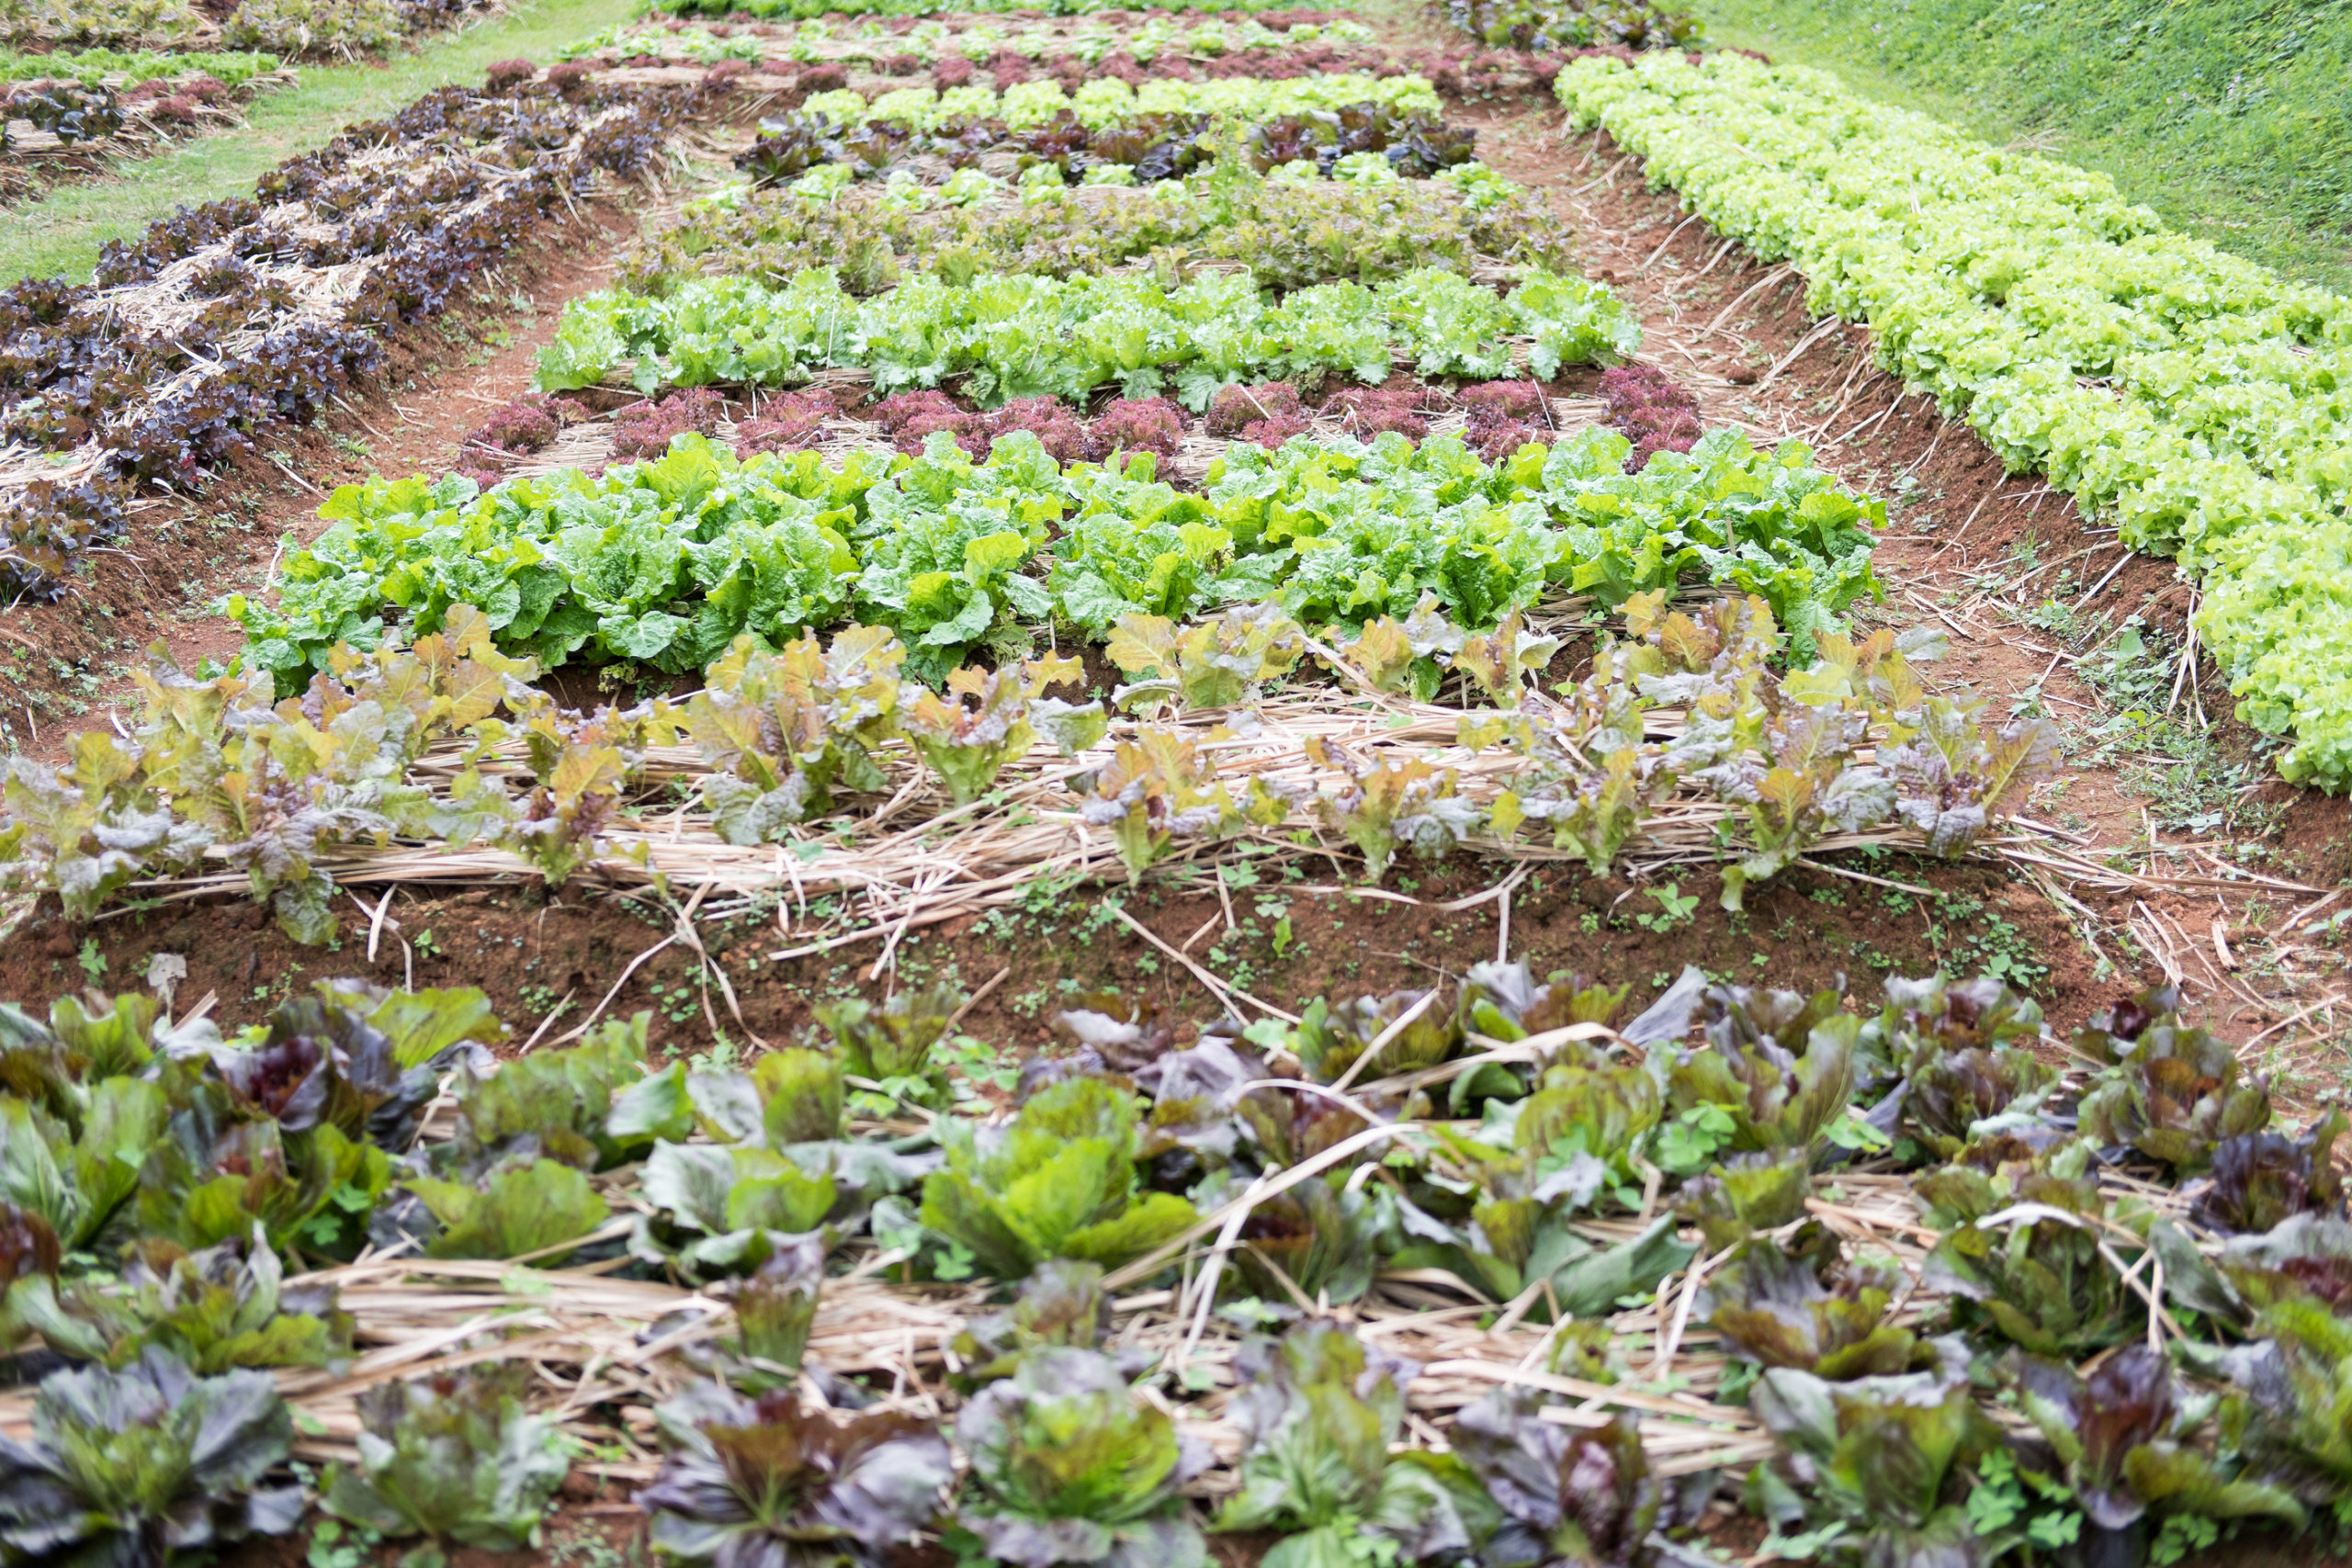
[0,47,286,85]
[538,265,1640,406]
[646,0,1306,22]
[227,424,1882,694]
[787,73,1438,134]
[1556,51,2352,786]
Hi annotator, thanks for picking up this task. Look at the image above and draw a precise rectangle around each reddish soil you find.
[7,849,2112,1058]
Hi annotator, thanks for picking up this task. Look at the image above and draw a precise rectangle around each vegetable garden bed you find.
[0,10,2347,1568]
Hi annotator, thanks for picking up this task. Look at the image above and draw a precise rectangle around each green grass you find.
[1693,0,2352,293]
[0,0,639,286]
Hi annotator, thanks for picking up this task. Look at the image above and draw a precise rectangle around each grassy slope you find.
[0,0,639,286]
[1694,0,2352,293]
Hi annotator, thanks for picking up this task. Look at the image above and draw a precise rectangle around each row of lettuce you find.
[4,574,2041,945]
[0,942,2340,1568]
[0,70,694,597]
[236,418,1880,690]
[537,265,1636,406]
[1555,51,2352,787]
[559,14,1382,67]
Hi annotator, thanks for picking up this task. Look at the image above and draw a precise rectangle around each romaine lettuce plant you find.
[0,1348,303,1566]
[954,1346,1210,1568]
[921,1075,1196,1280]
[818,986,962,1107]
[1746,1368,2000,1568]
[1389,1132,1692,1319]
[11,1229,353,1372]
[439,1011,689,1176]
[1215,1318,1491,1568]
[322,1364,574,1549]
[1449,1398,1668,1568]
[1294,988,1462,1085]
[1695,1230,1916,1380]
[1921,1166,2127,1358]
[2191,1111,2348,1235]
[401,1156,612,1264]
[1228,1172,1381,1306]
[2008,1344,2301,1552]
[640,1382,954,1568]
[729,1233,827,1375]
[1663,985,1857,1159]
[0,1075,167,1252]
[2075,987,2269,1170]
[954,1259,1114,1384]
[1674,1148,1810,1250]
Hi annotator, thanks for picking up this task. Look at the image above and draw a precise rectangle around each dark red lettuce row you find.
[0,75,699,597]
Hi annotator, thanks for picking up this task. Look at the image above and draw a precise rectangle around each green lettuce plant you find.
[728,1235,828,1377]
[953,1346,1209,1568]
[1746,1368,2001,1568]
[1662,985,1857,1161]
[817,985,963,1107]
[1920,1158,2128,1358]
[10,1228,352,1372]
[1215,1318,1492,1568]
[0,1348,303,1566]
[439,1011,689,1175]
[2008,1344,2301,1556]
[401,1157,611,1264]
[921,1075,1197,1280]
[952,1259,1114,1385]
[1695,1229,1917,1381]
[0,1075,167,1251]
[321,1364,574,1550]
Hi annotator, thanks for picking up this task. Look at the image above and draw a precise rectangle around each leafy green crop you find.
[1747,1368,2000,1568]
[921,1075,1197,1280]
[322,1364,574,1549]
[228,423,1883,702]
[0,1348,303,1566]
[628,154,1564,298]
[953,1346,1209,1568]
[1216,1318,1494,1568]
[1450,1398,1671,1568]
[1557,51,2352,786]
[11,1230,353,1372]
[537,265,1635,405]
[642,1383,953,1568]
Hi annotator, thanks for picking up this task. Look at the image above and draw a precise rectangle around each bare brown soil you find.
[6,847,2108,1062]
